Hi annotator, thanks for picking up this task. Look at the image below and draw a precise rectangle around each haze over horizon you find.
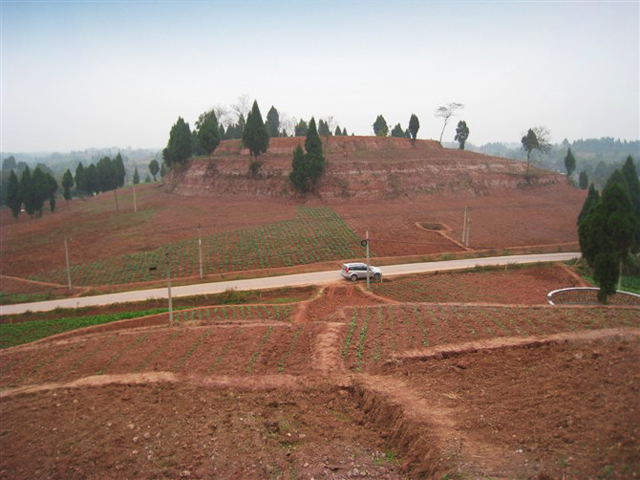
[1,0,639,154]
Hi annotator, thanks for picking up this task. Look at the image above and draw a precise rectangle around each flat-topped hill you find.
[166,136,563,199]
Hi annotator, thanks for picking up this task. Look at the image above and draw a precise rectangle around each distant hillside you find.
[464,137,640,187]
[166,136,564,200]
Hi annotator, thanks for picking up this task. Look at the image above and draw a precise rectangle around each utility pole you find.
[463,207,472,247]
[198,223,203,279]
[366,229,370,290]
[462,207,468,243]
[166,252,174,324]
[64,238,72,291]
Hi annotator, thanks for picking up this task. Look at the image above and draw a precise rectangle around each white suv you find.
[340,263,382,282]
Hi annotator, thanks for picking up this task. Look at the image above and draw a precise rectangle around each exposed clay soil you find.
[371,264,588,304]
[0,137,585,284]
[0,384,407,480]
[377,333,640,478]
[1,138,635,478]
[1,272,639,478]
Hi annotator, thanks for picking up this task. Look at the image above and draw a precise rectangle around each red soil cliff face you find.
[165,136,562,199]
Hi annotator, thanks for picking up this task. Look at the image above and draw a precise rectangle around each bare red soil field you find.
[1,137,584,288]
[3,138,635,478]
[2,276,639,478]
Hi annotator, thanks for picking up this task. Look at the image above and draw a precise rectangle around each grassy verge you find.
[0,291,58,306]
[576,263,640,294]
[0,309,172,349]
[581,275,640,295]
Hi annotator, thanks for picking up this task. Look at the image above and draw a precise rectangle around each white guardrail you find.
[547,287,640,306]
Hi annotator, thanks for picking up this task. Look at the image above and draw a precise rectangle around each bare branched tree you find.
[434,102,464,145]
[213,104,232,128]
[521,126,552,183]
[231,94,252,122]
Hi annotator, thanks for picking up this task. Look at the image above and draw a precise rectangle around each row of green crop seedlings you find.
[30,206,365,286]
[171,304,294,323]
[202,207,367,273]
[340,305,640,372]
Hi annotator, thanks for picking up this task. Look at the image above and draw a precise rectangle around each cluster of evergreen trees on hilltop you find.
[163,99,349,167]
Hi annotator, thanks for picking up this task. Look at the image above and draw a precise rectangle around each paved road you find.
[0,252,580,315]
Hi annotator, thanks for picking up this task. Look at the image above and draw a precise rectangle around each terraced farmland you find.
[0,322,317,387]
[339,304,640,372]
[28,206,368,286]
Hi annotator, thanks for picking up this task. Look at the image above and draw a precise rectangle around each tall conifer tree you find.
[242,101,269,158]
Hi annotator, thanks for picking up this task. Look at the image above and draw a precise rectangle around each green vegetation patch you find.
[29,206,368,286]
[0,309,169,349]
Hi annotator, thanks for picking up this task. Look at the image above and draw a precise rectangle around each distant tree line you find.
[69,153,126,199]
[5,164,58,220]
[471,138,640,188]
[370,110,470,149]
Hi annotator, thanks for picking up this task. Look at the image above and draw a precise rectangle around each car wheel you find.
[350,274,358,282]
[373,273,381,281]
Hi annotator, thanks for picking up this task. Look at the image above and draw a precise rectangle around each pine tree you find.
[455,121,470,150]
[620,156,640,253]
[579,182,635,303]
[295,119,308,137]
[20,166,35,218]
[97,156,115,193]
[149,160,160,181]
[289,144,308,193]
[372,115,388,137]
[408,114,420,143]
[265,106,280,138]
[579,170,589,190]
[578,184,600,225]
[305,118,325,188]
[31,167,50,217]
[47,173,58,212]
[318,119,331,136]
[7,170,21,220]
[564,148,577,180]
[391,123,404,138]
[75,163,87,198]
[86,164,99,195]
[62,169,74,201]
[242,101,269,159]
[114,153,126,188]
[133,167,140,185]
[196,109,221,155]
[163,117,193,167]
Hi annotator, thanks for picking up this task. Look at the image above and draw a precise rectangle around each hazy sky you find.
[1,0,639,153]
